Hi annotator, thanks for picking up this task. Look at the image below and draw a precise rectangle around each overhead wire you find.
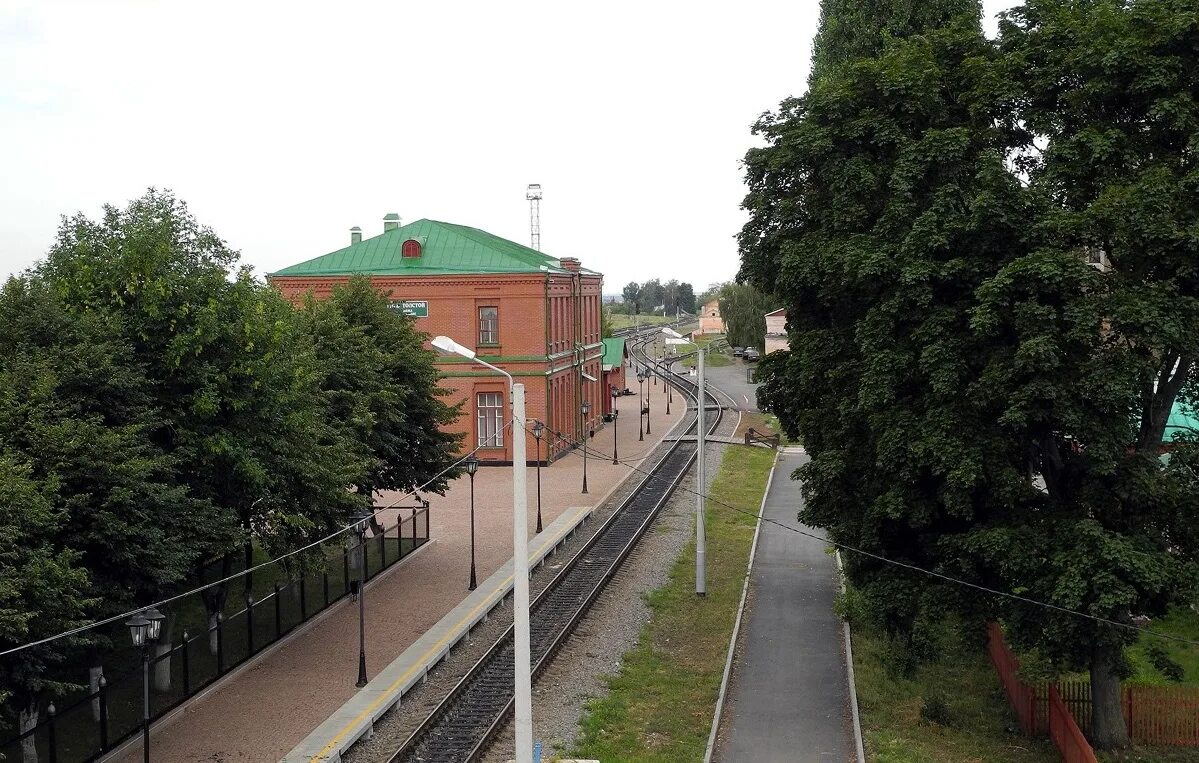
[536,367,1199,651]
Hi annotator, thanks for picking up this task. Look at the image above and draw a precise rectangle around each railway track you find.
[384,328,721,763]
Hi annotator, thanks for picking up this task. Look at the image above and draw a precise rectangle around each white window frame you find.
[477,391,504,447]
[479,306,499,345]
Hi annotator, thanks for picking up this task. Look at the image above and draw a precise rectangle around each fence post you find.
[379,531,386,569]
[181,631,190,696]
[47,702,57,763]
[343,550,350,595]
[216,613,225,675]
[98,675,109,750]
[1125,686,1133,739]
[246,593,255,654]
[300,576,307,621]
[410,508,417,553]
[274,581,283,637]
[323,571,330,607]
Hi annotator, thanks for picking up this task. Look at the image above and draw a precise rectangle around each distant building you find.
[764,308,787,354]
[697,299,724,335]
[269,215,604,464]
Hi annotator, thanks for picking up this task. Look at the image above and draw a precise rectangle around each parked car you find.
[745,348,761,362]
[732,346,745,357]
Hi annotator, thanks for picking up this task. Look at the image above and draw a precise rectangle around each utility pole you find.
[696,348,706,596]
[512,383,533,762]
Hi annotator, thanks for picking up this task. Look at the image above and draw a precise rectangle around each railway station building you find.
[269,215,605,464]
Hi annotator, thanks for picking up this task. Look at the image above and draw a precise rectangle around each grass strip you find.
[569,444,776,762]
[851,623,1058,762]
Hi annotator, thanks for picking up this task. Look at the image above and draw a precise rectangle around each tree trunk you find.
[207,611,220,655]
[89,664,104,721]
[153,613,176,692]
[1090,645,1131,749]
[200,554,231,656]
[19,700,39,763]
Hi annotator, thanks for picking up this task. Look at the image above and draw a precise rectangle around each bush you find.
[834,585,870,629]
[920,693,954,727]
[1146,643,1185,682]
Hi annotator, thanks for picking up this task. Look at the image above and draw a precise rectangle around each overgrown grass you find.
[1125,606,1199,686]
[677,334,733,369]
[852,623,1059,763]
[568,445,776,762]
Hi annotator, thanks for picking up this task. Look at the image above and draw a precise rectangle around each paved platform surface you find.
[110,391,677,763]
[283,505,595,763]
[702,359,761,411]
[715,448,853,763]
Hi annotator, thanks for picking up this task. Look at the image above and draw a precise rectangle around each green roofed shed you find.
[601,337,627,370]
[1165,400,1199,443]
[270,218,596,278]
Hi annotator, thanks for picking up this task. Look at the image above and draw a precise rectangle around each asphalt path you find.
[715,449,854,762]
[692,357,762,412]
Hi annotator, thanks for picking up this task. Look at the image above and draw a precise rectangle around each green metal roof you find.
[1165,400,1199,442]
[602,337,626,369]
[270,218,596,278]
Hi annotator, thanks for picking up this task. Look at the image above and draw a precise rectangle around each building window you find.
[477,392,504,447]
[479,306,498,344]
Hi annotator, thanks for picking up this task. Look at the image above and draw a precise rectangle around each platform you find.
[282,505,595,763]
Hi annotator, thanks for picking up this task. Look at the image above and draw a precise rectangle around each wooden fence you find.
[1049,686,1098,763]
[987,623,1098,763]
[988,623,1199,753]
[1055,681,1199,745]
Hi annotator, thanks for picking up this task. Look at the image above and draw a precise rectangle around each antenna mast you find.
[526,183,542,251]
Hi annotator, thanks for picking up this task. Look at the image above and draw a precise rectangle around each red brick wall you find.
[270,270,605,464]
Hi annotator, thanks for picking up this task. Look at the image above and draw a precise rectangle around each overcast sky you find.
[1,1,1021,293]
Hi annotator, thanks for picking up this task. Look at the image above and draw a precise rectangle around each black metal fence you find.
[0,507,429,763]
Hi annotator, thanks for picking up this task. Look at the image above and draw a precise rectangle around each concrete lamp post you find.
[465,455,479,590]
[430,335,534,763]
[126,606,165,763]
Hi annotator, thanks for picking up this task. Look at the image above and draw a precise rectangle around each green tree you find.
[963,0,1199,746]
[676,282,697,314]
[301,276,461,499]
[811,0,979,77]
[36,190,367,650]
[716,283,778,349]
[742,0,1020,709]
[0,456,91,762]
[640,279,665,314]
[745,0,1199,748]
[622,282,642,314]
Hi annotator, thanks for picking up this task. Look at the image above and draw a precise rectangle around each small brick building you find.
[269,216,604,464]
[697,298,725,335]
[764,308,788,354]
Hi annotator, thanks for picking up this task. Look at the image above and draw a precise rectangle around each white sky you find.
[1,1,1021,292]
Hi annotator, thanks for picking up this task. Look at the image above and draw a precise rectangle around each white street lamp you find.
[431,335,534,763]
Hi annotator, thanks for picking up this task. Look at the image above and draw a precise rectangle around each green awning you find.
[601,337,626,370]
